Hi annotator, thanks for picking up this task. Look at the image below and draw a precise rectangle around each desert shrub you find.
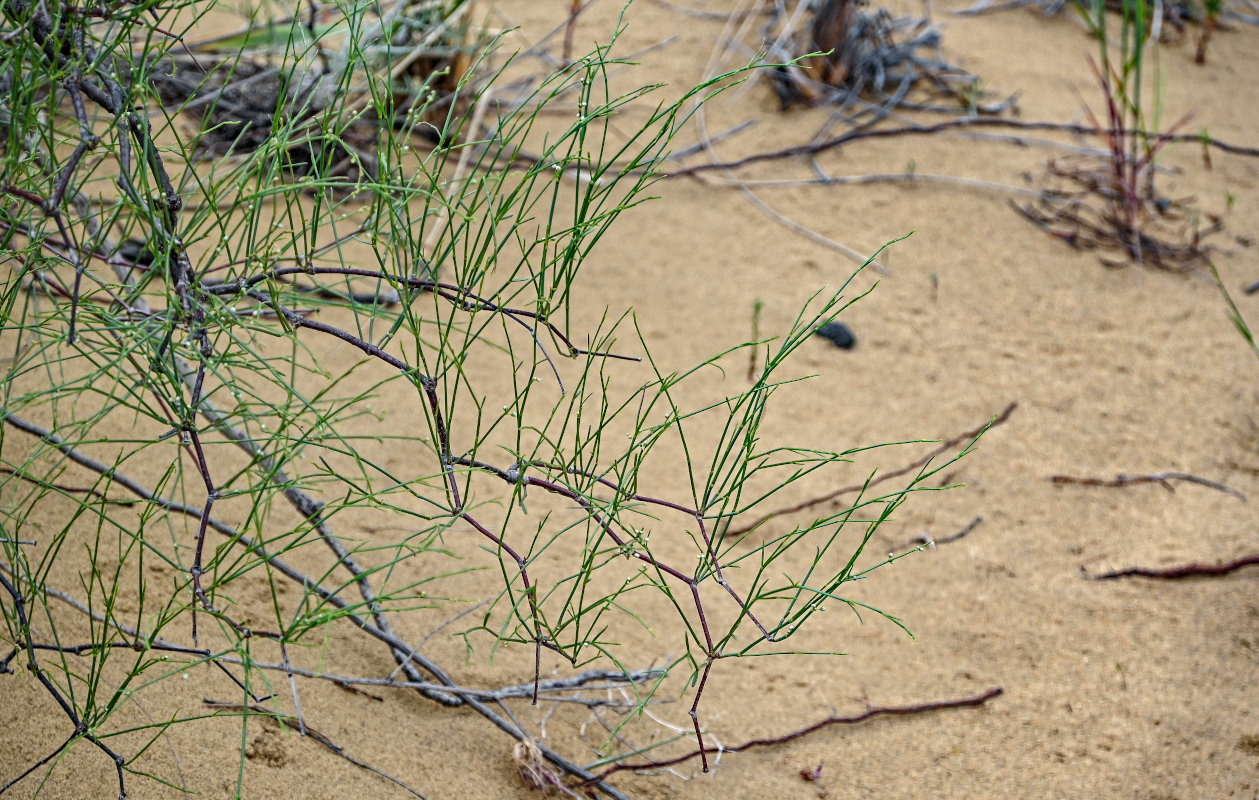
[0,1,978,795]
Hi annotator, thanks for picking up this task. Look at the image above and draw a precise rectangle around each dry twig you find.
[584,687,1004,784]
[668,118,1259,179]
[1083,556,1259,580]
[896,515,984,551]
[1050,471,1245,501]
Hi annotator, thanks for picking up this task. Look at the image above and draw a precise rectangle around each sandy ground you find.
[4,1,1259,798]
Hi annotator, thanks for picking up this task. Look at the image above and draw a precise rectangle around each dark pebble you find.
[815,322,855,350]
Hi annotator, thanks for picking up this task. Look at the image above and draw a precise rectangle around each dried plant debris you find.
[765,0,1015,120]
[1016,154,1222,271]
[956,0,1259,41]
[512,738,578,798]
[147,1,481,183]
[959,0,1199,23]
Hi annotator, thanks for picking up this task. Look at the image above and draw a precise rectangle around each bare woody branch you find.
[584,687,1004,785]
[1050,471,1246,501]
[1084,556,1259,581]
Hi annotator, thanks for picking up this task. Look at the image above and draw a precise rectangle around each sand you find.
[3,1,1259,798]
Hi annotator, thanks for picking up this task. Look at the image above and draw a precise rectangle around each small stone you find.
[815,321,855,349]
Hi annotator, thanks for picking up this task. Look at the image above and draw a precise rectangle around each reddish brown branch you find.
[668,118,1259,179]
[562,0,586,62]
[1084,556,1259,581]
[585,687,1004,784]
